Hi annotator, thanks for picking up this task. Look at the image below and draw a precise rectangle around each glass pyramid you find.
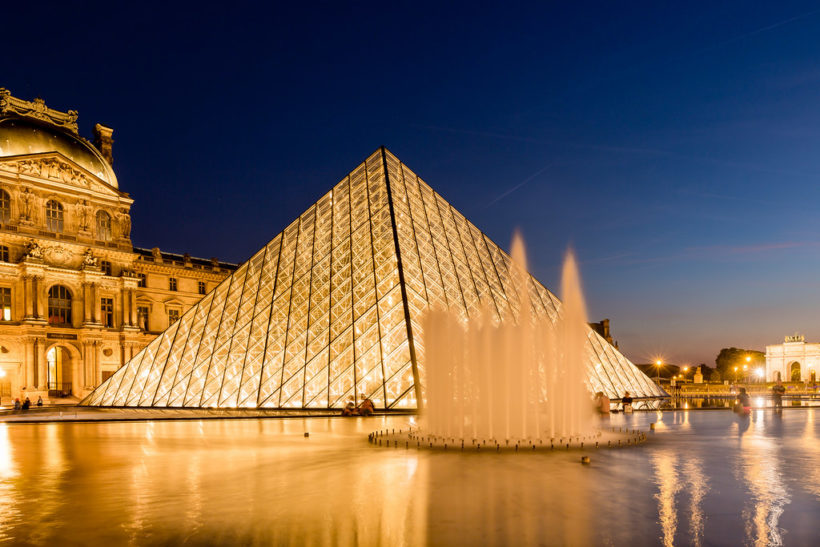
[82,148,665,409]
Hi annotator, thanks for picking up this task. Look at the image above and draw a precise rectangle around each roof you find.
[0,90,118,188]
[133,246,237,272]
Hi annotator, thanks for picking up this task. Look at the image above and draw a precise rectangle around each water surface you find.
[1,410,818,545]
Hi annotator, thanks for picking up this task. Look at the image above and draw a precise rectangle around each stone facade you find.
[765,334,820,382]
[0,90,235,402]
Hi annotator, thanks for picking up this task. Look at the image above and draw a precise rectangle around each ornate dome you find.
[0,117,118,189]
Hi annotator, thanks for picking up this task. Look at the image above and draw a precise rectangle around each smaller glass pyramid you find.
[83,148,665,409]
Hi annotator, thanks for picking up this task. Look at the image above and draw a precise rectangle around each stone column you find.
[31,276,39,319]
[23,276,32,318]
[93,284,101,324]
[37,339,47,391]
[120,289,128,327]
[82,283,91,324]
[128,289,137,327]
[36,277,46,320]
[95,341,102,387]
[82,341,91,387]
[24,338,34,389]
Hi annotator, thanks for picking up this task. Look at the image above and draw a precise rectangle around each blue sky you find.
[4,1,820,365]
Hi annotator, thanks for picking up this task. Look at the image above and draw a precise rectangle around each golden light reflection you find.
[799,409,820,500]
[651,449,681,547]
[0,424,20,542]
[737,434,789,546]
[683,458,708,546]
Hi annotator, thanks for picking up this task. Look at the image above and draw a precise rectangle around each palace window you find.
[137,273,146,288]
[96,210,112,241]
[137,306,149,331]
[0,190,10,223]
[0,245,9,263]
[198,281,206,295]
[47,285,72,325]
[100,260,112,276]
[0,287,11,321]
[101,297,114,328]
[168,309,180,326]
[169,277,177,291]
[45,200,64,232]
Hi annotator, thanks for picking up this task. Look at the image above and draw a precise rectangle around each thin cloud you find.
[413,123,815,178]
[614,240,820,266]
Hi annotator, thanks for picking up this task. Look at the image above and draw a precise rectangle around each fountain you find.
[371,234,646,452]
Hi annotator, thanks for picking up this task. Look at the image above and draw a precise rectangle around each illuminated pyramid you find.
[83,148,664,409]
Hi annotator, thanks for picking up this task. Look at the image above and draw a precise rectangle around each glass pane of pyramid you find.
[82,148,665,409]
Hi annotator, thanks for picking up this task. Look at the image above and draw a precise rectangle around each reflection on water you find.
[735,414,790,546]
[651,449,682,547]
[650,449,709,547]
[683,458,708,546]
[0,411,817,545]
[800,410,820,501]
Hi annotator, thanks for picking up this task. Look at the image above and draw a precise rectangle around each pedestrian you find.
[36,396,43,407]
[594,392,610,414]
[357,397,375,416]
[341,397,357,416]
[772,380,785,410]
[22,397,31,410]
[621,391,633,413]
[13,398,21,410]
[737,387,751,415]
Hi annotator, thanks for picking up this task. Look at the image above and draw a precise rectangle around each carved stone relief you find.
[116,209,131,238]
[0,88,79,134]
[18,187,34,222]
[22,239,43,260]
[75,199,92,232]
[42,244,72,266]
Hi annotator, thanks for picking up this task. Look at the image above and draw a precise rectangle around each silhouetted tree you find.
[715,347,764,380]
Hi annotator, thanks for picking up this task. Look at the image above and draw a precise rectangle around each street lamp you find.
[734,366,738,384]
[656,360,662,384]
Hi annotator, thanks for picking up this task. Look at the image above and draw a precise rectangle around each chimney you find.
[94,123,114,165]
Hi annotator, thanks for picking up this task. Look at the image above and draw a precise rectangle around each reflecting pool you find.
[1,409,819,545]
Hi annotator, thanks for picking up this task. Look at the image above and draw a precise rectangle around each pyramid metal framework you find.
[83,148,664,409]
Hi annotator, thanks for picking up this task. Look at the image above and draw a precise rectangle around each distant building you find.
[765,334,819,382]
[0,89,235,402]
[588,318,618,349]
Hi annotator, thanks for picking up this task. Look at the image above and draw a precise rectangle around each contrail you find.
[483,163,552,209]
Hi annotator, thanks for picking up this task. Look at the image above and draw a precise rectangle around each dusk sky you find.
[4,1,820,367]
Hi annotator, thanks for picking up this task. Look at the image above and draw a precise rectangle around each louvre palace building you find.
[0,89,235,403]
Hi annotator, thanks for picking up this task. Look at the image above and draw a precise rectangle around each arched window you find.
[45,200,64,232]
[48,285,72,325]
[0,190,10,223]
[96,210,112,241]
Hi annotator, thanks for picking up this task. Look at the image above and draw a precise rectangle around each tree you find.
[709,369,721,382]
[715,347,764,380]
